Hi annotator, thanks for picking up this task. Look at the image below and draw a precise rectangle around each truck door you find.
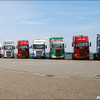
[99,39,100,55]
[97,37,100,54]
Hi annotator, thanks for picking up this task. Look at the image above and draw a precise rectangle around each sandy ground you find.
[0,69,100,99]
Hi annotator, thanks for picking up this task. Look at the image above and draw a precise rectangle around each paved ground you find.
[0,59,100,99]
[0,58,100,78]
[0,69,100,99]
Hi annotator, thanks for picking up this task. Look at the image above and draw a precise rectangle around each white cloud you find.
[58,10,100,16]
[21,21,46,25]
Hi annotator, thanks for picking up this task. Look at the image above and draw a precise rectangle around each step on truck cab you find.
[2,41,15,58]
[72,35,91,60]
[94,34,100,60]
[17,40,29,58]
[32,39,47,59]
[0,43,2,58]
[49,37,66,59]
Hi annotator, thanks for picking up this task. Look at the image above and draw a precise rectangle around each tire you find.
[72,55,75,60]
[62,57,65,59]
[93,54,97,60]
[86,57,89,60]
[50,54,52,59]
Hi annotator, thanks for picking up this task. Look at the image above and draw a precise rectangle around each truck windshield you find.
[75,43,89,47]
[51,44,64,48]
[33,44,45,49]
[4,46,13,50]
[18,45,29,50]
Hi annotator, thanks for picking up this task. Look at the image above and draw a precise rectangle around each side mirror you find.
[16,45,18,49]
[29,46,31,49]
[65,44,67,48]
[14,46,15,49]
[45,45,47,49]
[72,43,74,47]
[31,45,32,48]
[90,42,91,47]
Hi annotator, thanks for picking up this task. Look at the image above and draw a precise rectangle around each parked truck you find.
[0,43,2,58]
[93,34,100,60]
[17,40,29,58]
[32,39,47,59]
[72,35,91,60]
[49,37,66,59]
[2,41,15,58]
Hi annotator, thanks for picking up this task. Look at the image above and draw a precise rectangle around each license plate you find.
[80,57,84,58]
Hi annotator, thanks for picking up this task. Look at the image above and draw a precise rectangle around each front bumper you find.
[18,54,29,58]
[33,55,45,59]
[74,54,89,59]
[51,55,65,59]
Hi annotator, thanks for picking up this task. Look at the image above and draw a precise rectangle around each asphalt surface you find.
[0,58,100,78]
[0,70,100,99]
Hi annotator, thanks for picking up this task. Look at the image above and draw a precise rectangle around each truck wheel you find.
[93,54,97,60]
[50,55,51,59]
[72,55,75,60]
[62,57,65,59]
[87,57,89,60]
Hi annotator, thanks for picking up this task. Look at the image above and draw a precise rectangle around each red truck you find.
[17,40,29,58]
[72,35,91,60]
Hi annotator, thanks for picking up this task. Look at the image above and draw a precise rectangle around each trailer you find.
[17,40,29,58]
[2,41,15,58]
[72,35,91,60]
[49,37,66,59]
[93,34,100,60]
[32,39,47,59]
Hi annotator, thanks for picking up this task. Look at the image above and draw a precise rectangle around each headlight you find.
[74,54,77,56]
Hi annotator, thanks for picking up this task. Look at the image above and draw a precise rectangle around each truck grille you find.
[7,51,11,57]
[79,52,85,56]
[22,51,26,56]
[56,50,61,53]
[79,50,86,56]
[36,51,42,55]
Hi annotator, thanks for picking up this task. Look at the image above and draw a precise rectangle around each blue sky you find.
[0,1,100,53]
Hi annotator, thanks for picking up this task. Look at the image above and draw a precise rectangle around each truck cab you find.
[49,37,65,59]
[94,34,100,60]
[72,35,91,60]
[17,40,29,58]
[2,41,15,58]
[32,39,47,59]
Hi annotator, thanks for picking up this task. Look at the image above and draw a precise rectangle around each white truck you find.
[32,39,47,58]
[2,41,15,58]
[94,34,100,60]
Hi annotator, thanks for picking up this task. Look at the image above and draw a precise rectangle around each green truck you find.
[49,37,66,59]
